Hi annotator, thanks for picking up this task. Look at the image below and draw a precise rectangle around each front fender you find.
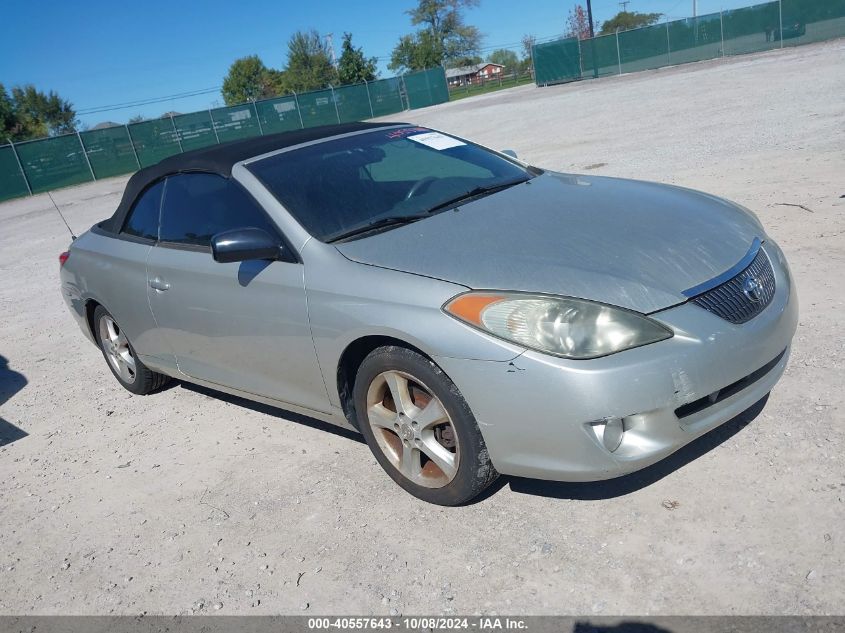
[303,242,524,407]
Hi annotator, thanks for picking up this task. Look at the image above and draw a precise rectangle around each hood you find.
[336,172,764,313]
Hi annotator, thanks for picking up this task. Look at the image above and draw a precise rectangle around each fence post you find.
[364,80,375,118]
[125,125,141,169]
[208,110,220,144]
[169,114,183,152]
[292,92,305,129]
[252,101,264,135]
[616,29,622,75]
[778,0,784,47]
[400,74,409,110]
[330,86,341,124]
[529,47,534,81]
[588,36,599,79]
[719,9,725,57]
[76,131,96,181]
[7,139,32,196]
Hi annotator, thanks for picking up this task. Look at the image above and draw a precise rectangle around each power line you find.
[77,87,221,115]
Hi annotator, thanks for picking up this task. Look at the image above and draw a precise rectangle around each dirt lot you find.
[1,40,843,616]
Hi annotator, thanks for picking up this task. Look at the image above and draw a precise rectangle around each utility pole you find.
[586,0,598,79]
[693,0,699,45]
[324,32,336,66]
[619,0,630,11]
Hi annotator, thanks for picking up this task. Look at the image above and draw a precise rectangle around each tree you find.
[565,4,592,40]
[1,83,77,141]
[337,32,377,84]
[521,34,536,60]
[447,55,482,68]
[520,34,537,74]
[487,49,519,72]
[284,29,338,92]
[389,31,442,72]
[127,114,146,124]
[0,85,14,136]
[389,0,482,72]
[264,69,288,96]
[222,55,279,106]
[599,11,662,35]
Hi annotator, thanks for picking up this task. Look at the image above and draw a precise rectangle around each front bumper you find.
[434,241,798,481]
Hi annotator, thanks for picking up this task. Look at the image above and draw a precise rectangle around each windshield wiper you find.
[327,214,431,243]
[424,177,529,215]
[327,178,530,243]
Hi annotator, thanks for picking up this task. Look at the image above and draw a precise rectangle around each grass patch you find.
[448,76,535,101]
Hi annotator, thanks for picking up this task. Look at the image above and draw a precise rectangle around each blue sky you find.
[1,0,753,127]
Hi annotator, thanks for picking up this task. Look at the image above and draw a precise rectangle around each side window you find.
[122,180,164,240]
[159,173,278,247]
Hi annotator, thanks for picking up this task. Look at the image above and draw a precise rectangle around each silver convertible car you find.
[60,122,797,505]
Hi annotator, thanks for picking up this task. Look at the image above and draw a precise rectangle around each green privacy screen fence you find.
[533,38,582,86]
[0,67,449,202]
[533,0,845,85]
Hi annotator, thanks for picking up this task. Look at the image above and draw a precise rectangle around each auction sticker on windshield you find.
[408,132,466,150]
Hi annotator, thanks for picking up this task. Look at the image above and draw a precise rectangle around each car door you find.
[99,179,174,368]
[145,172,332,414]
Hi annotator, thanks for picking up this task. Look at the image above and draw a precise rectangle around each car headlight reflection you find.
[444,292,673,359]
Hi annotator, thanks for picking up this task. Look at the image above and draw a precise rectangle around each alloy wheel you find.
[99,315,137,384]
[365,370,460,488]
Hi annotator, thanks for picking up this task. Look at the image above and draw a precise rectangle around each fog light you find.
[591,417,625,453]
[603,418,624,452]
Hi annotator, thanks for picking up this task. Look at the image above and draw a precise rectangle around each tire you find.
[93,305,170,395]
[353,345,498,505]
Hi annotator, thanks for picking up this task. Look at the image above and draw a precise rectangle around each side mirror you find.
[211,227,283,263]
[501,149,518,159]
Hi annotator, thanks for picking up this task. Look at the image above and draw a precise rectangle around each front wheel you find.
[353,346,498,505]
[93,305,170,395]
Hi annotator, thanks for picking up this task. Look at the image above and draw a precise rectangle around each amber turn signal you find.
[443,293,505,326]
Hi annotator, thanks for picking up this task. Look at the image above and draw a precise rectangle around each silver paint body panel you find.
[434,242,796,480]
[60,131,796,482]
[145,246,331,413]
[337,172,765,314]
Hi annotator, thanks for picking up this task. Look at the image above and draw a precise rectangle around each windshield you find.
[247,127,535,242]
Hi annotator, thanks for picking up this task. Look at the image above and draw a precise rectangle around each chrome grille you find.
[690,249,776,324]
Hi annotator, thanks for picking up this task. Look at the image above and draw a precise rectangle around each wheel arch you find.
[336,335,436,430]
[84,298,105,342]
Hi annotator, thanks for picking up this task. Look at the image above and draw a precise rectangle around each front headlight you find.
[443,292,673,359]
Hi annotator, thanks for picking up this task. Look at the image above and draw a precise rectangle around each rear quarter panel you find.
[61,229,162,361]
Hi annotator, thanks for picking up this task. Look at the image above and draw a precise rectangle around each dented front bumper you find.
[434,241,798,482]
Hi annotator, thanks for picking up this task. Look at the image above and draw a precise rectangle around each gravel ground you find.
[1,40,843,616]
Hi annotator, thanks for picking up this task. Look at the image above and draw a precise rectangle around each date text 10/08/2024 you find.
[307,617,528,630]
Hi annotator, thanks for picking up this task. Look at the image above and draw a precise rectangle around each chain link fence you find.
[533,0,845,85]
[0,67,449,202]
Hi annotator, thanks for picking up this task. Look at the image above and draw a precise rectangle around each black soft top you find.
[101,121,407,233]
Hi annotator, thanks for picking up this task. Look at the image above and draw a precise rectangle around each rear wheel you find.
[93,305,170,395]
[354,346,498,505]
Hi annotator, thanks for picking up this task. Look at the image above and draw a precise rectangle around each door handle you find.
[149,277,171,291]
